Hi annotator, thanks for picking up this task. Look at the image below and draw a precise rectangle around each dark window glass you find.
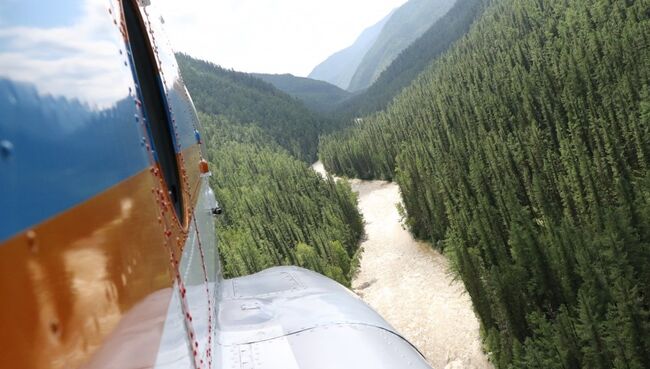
[122,0,184,221]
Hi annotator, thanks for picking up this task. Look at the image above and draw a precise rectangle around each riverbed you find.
[312,161,492,369]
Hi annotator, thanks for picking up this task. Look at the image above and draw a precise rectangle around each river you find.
[312,161,492,369]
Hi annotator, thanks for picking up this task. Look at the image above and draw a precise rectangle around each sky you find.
[157,0,408,77]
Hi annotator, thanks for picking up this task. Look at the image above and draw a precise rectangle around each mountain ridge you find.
[176,53,325,161]
[307,10,394,90]
[252,73,351,112]
[346,0,455,92]
[337,0,485,118]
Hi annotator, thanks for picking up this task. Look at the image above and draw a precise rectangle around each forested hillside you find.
[337,0,486,118]
[177,53,364,287]
[177,53,325,161]
[199,114,364,286]
[346,0,455,92]
[252,73,351,112]
[320,0,650,367]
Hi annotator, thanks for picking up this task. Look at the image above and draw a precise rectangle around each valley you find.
[178,0,650,367]
[313,162,492,369]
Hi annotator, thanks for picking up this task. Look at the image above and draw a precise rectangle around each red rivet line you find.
[191,215,216,365]
[128,6,217,367]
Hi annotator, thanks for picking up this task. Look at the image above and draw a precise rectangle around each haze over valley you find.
[169,0,650,367]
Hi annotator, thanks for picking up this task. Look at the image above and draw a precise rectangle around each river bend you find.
[313,161,491,369]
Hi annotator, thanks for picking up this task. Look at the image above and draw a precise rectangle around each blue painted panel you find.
[0,0,150,241]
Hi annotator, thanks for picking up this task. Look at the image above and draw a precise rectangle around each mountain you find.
[176,53,364,286]
[307,11,393,90]
[176,53,325,161]
[320,0,650,367]
[252,73,351,113]
[346,0,455,92]
[338,0,486,118]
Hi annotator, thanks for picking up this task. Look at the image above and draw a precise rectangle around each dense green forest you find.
[177,53,328,161]
[198,114,363,286]
[320,0,650,367]
[177,53,364,285]
[337,0,487,118]
[252,73,351,113]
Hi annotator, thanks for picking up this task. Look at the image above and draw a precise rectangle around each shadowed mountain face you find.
[252,73,351,113]
[337,0,486,118]
[307,10,393,90]
[346,0,455,92]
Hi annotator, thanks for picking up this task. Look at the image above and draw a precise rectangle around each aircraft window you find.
[122,0,184,222]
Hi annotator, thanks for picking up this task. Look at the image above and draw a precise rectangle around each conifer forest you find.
[180,0,650,366]
[320,0,650,367]
[6,0,650,367]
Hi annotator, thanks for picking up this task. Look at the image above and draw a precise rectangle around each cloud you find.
[0,0,132,108]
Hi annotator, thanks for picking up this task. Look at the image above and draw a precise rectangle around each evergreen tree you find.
[319,0,650,366]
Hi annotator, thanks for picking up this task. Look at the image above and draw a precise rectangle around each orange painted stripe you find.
[0,145,203,369]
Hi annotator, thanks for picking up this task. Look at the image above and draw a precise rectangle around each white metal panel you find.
[154,178,433,368]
